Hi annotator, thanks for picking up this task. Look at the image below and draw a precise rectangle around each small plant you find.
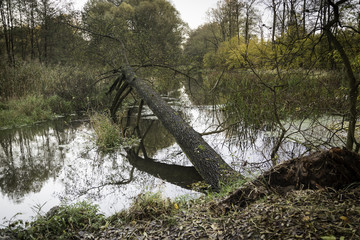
[123,192,179,221]
[90,111,139,151]
[8,201,106,240]
[90,111,123,151]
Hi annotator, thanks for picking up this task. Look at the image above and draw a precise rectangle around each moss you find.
[197,144,206,151]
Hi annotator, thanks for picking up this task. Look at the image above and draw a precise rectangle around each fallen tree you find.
[109,66,238,190]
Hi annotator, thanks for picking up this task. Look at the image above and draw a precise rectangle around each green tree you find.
[82,0,184,68]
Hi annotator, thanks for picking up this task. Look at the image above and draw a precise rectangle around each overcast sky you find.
[73,0,218,29]
[170,0,218,29]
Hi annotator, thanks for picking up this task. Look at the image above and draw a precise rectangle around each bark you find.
[271,0,278,43]
[115,66,238,190]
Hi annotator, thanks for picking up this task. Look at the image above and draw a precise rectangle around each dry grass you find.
[95,186,360,239]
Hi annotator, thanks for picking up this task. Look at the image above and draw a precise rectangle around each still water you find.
[0,91,306,226]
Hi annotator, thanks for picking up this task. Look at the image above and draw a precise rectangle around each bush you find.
[90,112,123,151]
[112,192,179,223]
[9,201,105,240]
[90,112,139,151]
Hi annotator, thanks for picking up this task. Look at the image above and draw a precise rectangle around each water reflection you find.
[0,93,308,226]
[126,150,203,189]
[0,119,82,203]
[0,114,202,226]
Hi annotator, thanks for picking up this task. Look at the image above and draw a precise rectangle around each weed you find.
[90,111,139,151]
[8,201,106,240]
[117,192,179,223]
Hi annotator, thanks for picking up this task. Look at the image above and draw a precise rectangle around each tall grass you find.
[204,69,348,129]
[90,112,140,151]
[90,112,123,151]
[8,201,105,240]
[0,61,112,128]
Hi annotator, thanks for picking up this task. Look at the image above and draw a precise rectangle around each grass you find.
[6,201,106,240]
[0,61,113,129]
[90,111,140,151]
[0,94,74,129]
[109,191,180,226]
[1,183,359,239]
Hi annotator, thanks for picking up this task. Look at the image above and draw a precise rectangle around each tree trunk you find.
[116,66,238,190]
[323,0,359,151]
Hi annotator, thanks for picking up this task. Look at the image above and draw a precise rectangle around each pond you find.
[0,89,306,227]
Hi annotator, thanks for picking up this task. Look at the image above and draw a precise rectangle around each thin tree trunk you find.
[272,0,277,43]
[323,0,358,151]
[116,66,238,190]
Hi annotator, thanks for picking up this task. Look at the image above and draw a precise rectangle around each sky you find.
[170,0,218,29]
[73,0,218,29]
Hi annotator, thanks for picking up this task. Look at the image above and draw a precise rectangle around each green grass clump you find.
[8,201,106,240]
[110,192,180,225]
[0,95,53,128]
[0,94,74,129]
[90,112,123,151]
[90,112,140,151]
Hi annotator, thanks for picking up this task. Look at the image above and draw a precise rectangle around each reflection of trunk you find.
[112,67,238,190]
[126,150,203,190]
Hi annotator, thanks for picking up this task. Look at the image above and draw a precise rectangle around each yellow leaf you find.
[340,216,349,222]
[302,216,311,222]
[130,220,137,225]
[174,203,179,209]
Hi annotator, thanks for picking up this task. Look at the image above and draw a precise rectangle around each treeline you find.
[185,0,360,71]
[0,0,84,67]
[0,0,185,128]
[183,0,360,155]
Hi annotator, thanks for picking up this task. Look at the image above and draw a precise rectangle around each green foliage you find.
[83,0,185,93]
[90,112,139,151]
[84,0,184,65]
[116,192,179,222]
[183,23,221,68]
[204,178,248,202]
[90,112,123,151]
[0,95,52,128]
[8,201,105,240]
[199,68,349,142]
[0,61,114,128]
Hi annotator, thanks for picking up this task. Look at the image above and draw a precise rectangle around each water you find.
[0,91,307,227]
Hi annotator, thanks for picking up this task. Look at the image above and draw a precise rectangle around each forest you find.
[1,0,359,153]
[1,0,360,239]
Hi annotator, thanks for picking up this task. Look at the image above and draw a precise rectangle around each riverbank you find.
[1,183,359,239]
[0,94,74,129]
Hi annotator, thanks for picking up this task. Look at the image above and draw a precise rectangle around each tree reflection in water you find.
[0,116,202,226]
[0,99,306,226]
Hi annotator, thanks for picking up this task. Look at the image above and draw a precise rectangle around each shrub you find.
[90,112,139,151]
[115,192,178,222]
[9,201,105,240]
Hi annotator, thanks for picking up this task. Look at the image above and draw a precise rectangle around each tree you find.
[82,0,184,68]
[111,66,238,190]
[80,0,238,189]
[322,0,360,151]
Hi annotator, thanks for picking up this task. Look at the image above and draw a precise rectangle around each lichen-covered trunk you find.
[121,67,237,190]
